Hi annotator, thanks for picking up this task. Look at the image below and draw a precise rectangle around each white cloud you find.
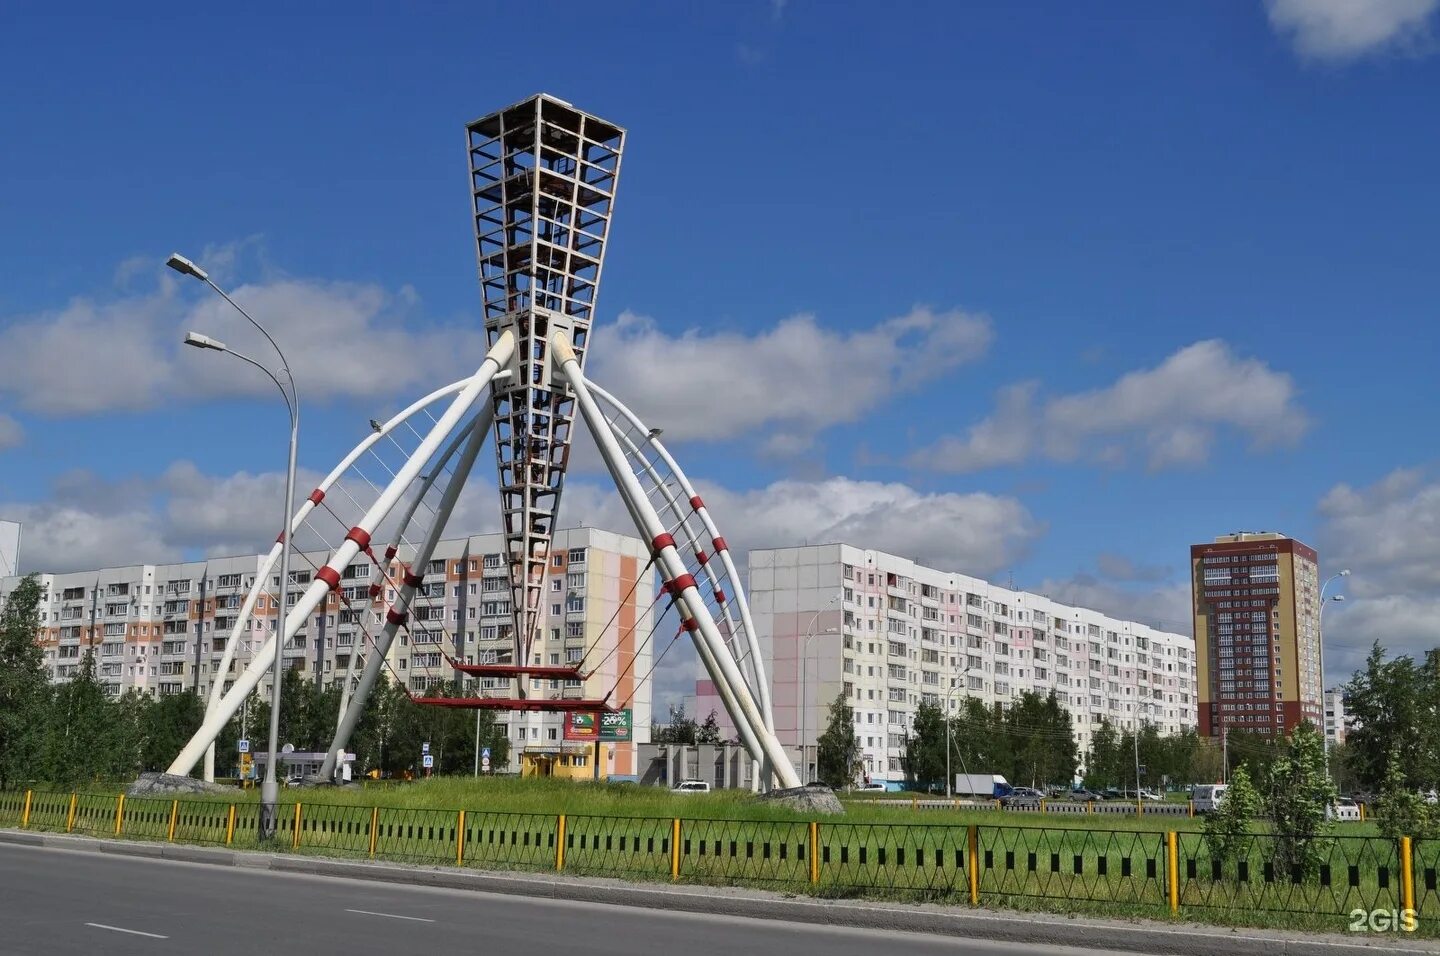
[912,339,1308,473]
[1315,467,1440,681]
[0,265,488,416]
[1266,0,1438,60]
[0,414,22,451]
[1032,575,1193,636]
[587,306,993,452]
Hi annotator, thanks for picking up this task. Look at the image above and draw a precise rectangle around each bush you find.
[1374,748,1438,844]
[1203,765,1261,863]
[1266,724,1337,876]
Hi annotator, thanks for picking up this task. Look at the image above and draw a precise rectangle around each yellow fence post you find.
[1401,836,1415,917]
[369,806,379,858]
[114,794,125,836]
[1167,830,1179,914]
[1188,800,1194,818]
[456,810,466,866]
[66,793,77,832]
[1360,803,1366,822]
[809,821,820,884]
[671,818,681,881]
[912,796,918,810]
[167,800,178,842]
[21,791,32,829]
[1086,800,1093,815]
[292,803,302,850]
[225,805,236,846]
[967,824,980,905]
[556,815,566,871]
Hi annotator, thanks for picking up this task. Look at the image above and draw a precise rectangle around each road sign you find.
[422,754,434,769]
[481,747,491,759]
[238,739,249,754]
[422,742,430,755]
[481,756,491,770]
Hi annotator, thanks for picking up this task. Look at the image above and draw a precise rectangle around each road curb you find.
[2,828,1434,956]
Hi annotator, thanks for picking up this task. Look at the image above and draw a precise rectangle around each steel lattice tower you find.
[466,94,624,677]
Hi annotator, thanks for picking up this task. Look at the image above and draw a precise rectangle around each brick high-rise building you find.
[1192,532,1321,739]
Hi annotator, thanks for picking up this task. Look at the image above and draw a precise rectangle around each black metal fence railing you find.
[2,788,1430,936]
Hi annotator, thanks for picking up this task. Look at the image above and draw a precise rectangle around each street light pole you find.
[173,252,298,842]
[1317,569,1349,775]
[945,667,979,798]
[798,594,840,785]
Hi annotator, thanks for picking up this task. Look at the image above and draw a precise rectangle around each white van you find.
[1192,784,1228,813]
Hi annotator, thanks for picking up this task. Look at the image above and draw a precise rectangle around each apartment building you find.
[1191,532,1322,739]
[0,527,654,776]
[1323,687,1347,748]
[691,544,1197,784]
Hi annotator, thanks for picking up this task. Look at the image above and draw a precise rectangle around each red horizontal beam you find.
[411,697,613,713]
[448,663,585,680]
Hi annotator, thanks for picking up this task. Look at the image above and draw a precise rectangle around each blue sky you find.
[2,1,1439,700]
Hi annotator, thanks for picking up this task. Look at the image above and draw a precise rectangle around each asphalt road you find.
[0,843,1137,956]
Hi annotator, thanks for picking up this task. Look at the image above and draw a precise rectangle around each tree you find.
[696,711,722,746]
[1004,692,1076,789]
[0,576,50,789]
[1225,729,1282,783]
[1203,764,1261,863]
[1343,643,1429,792]
[1086,719,1122,789]
[1373,747,1438,844]
[815,692,859,789]
[1265,723,1337,876]
[652,704,698,745]
[140,690,204,773]
[902,700,946,791]
[43,652,114,787]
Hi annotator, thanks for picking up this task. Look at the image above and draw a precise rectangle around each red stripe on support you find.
[695,550,709,565]
[671,573,697,593]
[308,488,325,505]
[368,583,382,599]
[275,532,286,544]
[403,571,424,589]
[386,609,408,626]
[316,567,341,592]
[682,618,699,633]
[714,588,727,604]
[384,545,397,561]
[345,526,372,551]
[712,536,729,553]
[689,495,704,510]
[651,533,676,553]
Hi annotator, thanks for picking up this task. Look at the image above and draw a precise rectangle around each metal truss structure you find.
[169,95,798,791]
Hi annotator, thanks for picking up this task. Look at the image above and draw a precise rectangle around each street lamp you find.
[1318,569,1349,772]
[945,668,981,798]
[174,252,298,842]
[797,594,841,784]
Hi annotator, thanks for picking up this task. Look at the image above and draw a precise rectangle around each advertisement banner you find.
[564,709,633,741]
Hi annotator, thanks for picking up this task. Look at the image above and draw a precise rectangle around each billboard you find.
[564,709,633,742]
[0,520,19,579]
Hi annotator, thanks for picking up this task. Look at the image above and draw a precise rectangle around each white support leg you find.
[167,332,514,777]
[320,397,494,778]
[554,331,801,790]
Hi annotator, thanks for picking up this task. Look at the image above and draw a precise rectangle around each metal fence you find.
[0,789,1428,931]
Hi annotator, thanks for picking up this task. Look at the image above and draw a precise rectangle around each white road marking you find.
[344,908,435,923]
[85,922,170,939]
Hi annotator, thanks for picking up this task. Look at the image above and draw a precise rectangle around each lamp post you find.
[173,253,298,842]
[797,594,841,784]
[945,667,981,798]
[1317,569,1349,772]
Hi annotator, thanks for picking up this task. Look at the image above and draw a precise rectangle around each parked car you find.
[1138,789,1164,802]
[1328,796,1361,822]
[1192,784,1228,814]
[855,782,888,792]
[671,780,711,793]
[1068,788,1106,801]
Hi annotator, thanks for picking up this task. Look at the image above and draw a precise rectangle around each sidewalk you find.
[2,827,1435,956]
